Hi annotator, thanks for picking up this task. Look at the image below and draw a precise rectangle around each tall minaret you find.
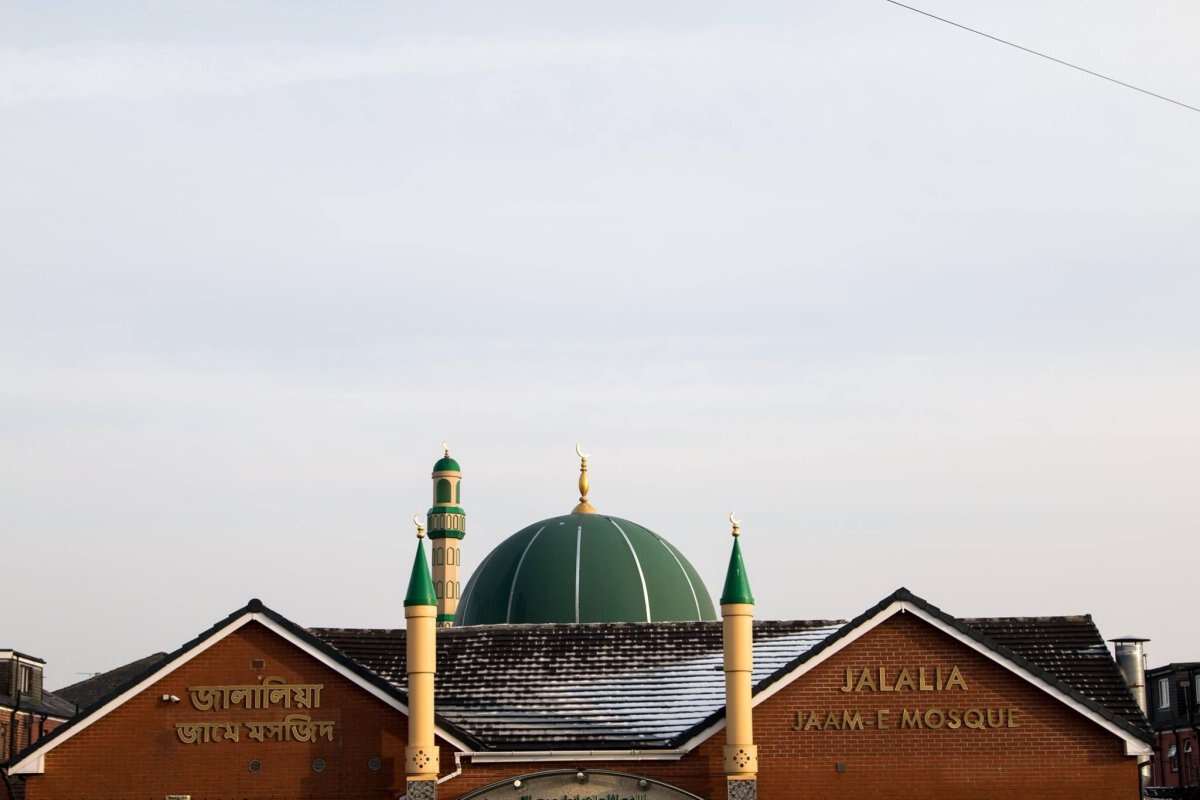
[427,444,465,627]
[404,516,439,798]
[721,513,757,800]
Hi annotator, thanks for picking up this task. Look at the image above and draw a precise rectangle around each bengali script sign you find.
[187,677,322,711]
[793,665,1021,733]
[177,678,334,745]
[175,715,335,745]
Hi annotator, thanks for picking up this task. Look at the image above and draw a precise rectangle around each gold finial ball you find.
[729,512,742,537]
[412,514,426,539]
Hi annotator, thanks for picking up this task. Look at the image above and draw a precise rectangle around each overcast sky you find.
[2,1,1198,688]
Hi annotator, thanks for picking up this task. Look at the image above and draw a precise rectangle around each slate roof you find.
[0,690,75,720]
[8,590,1152,770]
[311,591,1152,749]
[963,615,1149,736]
[312,619,842,750]
[53,652,169,712]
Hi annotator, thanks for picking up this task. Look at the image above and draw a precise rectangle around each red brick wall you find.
[1,708,65,762]
[747,612,1138,800]
[436,614,1140,800]
[21,622,412,800]
[1152,728,1200,788]
[14,614,1142,800]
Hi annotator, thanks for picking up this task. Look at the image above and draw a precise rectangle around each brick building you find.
[1145,662,1200,795]
[0,652,74,768]
[2,449,1154,799]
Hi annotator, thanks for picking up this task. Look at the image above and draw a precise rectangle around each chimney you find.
[1110,636,1150,715]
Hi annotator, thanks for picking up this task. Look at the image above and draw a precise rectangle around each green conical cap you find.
[720,537,755,605]
[404,539,437,607]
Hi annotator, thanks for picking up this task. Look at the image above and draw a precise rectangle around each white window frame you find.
[1159,677,1172,710]
[16,664,33,694]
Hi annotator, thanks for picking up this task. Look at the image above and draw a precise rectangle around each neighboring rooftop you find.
[54,652,169,712]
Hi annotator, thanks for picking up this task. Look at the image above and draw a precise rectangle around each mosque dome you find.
[433,454,461,473]
[456,512,717,625]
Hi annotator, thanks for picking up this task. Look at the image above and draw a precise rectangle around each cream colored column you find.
[721,513,757,800]
[405,605,439,782]
[404,519,440,798]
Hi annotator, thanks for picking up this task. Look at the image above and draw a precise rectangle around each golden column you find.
[721,513,758,800]
[571,443,597,514]
[405,516,440,799]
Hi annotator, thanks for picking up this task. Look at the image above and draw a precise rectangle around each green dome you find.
[433,456,461,473]
[457,513,716,625]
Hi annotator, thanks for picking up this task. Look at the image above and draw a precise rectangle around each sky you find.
[1,1,1198,689]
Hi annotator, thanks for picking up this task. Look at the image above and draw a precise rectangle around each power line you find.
[883,0,1200,115]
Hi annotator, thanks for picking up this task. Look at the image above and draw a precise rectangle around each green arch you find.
[436,478,452,503]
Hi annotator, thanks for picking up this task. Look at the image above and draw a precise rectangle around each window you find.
[1160,677,1173,710]
[17,664,33,694]
[1169,743,1179,772]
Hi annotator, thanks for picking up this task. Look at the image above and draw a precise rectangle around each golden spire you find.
[572,443,597,514]
[412,514,426,539]
[441,441,450,458]
[729,512,741,538]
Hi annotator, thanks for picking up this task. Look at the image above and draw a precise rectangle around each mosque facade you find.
[3,450,1153,800]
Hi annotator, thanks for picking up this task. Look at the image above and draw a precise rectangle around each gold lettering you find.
[843,710,864,731]
[804,711,823,731]
[840,669,854,693]
[945,666,967,691]
[894,669,916,692]
[793,710,805,731]
[946,709,962,729]
[963,709,985,730]
[919,667,934,691]
[877,709,890,729]
[879,666,895,692]
[900,709,923,729]
[185,680,323,713]
[924,709,945,729]
[855,669,877,693]
[1006,709,1019,728]
[987,708,1005,729]
[935,666,943,691]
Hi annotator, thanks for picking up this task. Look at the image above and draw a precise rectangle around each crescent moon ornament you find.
[729,512,741,537]
[412,514,426,538]
[441,441,450,457]
[575,442,590,460]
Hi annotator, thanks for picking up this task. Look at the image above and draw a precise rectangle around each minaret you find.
[721,513,757,800]
[428,444,465,627]
[404,516,440,798]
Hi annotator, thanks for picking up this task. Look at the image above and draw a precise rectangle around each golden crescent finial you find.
[441,441,450,457]
[412,514,426,539]
[729,512,741,537]
[572,443,596,514]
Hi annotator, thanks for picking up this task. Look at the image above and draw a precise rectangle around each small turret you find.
[404,517,439,796]
[428,443,465,627]
[721,513,757,799]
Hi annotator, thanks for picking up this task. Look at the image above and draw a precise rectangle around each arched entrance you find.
[458,768,704,800]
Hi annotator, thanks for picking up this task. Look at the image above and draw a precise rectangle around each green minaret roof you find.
[404,538,437,607]
[720,536,754,605]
